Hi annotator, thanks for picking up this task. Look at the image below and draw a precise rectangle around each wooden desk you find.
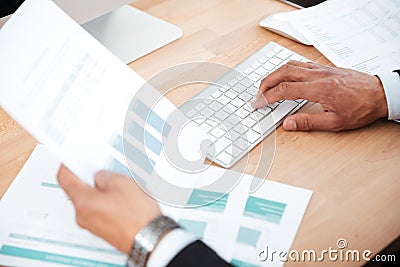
[1,0,399,266]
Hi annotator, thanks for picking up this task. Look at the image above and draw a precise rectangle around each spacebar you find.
[259,101,299,132]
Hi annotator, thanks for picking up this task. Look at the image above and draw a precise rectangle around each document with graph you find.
[0,0,205,191]
[0,145,312,267]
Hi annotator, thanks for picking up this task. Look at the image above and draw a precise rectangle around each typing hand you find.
[57,166,161,254]
[252,61,388,131]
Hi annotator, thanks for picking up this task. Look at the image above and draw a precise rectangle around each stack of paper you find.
[260,0,400,74]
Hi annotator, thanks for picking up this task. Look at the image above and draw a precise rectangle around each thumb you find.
[57,165,93,201]
[94,170,117,190]
[282,112,340,131]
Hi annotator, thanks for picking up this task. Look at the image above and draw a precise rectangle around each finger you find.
[282,112,341,131]
[252,80,323,109]
[57,165,94,201]
[258,64,319,95]
[286,60,318,69]
[94,170,118,190]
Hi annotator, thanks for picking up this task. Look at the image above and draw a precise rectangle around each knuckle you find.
[302,117,314,130]
[277,81,289,95]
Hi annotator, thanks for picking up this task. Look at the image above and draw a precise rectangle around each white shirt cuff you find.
[377,72,400,120]
[146,229,197,267]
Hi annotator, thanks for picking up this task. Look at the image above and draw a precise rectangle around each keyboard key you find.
[234,124,247,135]
[242,103,253,112]
[236,74,245,80]
[217,95,230,105]
[271,100,299,123]
[248,73,262,82]
[200,108,213,117]
[242,116,257,128]
[290,54,303,61]
[258,56,268,64]
[225,146,242,158]
[234,138,250,151]
[206,133,218,144]
[228,79,238,87]
[231,97,245,108]
[221,121,234,131]
[252,110,266,120]
[277,50,292,60]
[240,91,253,102]
[243,67,254,75]
[215,110,230,121]
[199,123,213,133]
[195,103,206,111]
[251,62,262,69]
[244,129,261,144]
[257,107,272,115]
[232,83,246,93]
[241,78,254,88]
[206,119,219,127]
[268,102,280,110]
[270,56,282,66]
[211,90,223,99]
[258,115,275,133]
[213,136,232,153]
[246,86,258,96]
[216,152,233,166]
[210,127,226,139]
[227,114,241,125]
[203,98,212,104]
[219,85,229,92]
[192,117,205,125]
[235,107,249,119]
[273,46,283,53]
[209,101,223,111]
[263,62,275,71]
[225,90,237,99]
[255,67,269,77]
[225,130,241,141]
[186,109,197,118]
[266,51,275,58]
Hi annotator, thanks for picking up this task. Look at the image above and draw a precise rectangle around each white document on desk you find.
[0,145,312,267]
[287,0,400,73]
[0,0,205,188]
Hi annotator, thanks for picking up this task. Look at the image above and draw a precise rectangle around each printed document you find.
[288,0,400,73]
[0,145,313,267]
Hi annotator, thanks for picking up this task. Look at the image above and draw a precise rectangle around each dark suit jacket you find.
[0,0,25,17]
[167,241,233,267]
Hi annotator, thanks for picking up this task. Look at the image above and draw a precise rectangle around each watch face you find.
[281,0,326,8]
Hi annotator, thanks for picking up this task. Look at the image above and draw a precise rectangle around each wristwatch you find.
[126,215,181,267]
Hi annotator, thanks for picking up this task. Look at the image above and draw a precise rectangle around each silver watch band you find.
[127,215,180,267]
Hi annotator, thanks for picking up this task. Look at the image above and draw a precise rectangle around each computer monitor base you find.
[82,5,183,64]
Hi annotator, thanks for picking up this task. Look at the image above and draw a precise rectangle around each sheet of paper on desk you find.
[287,0,400,73]
[0,0,202,187]
[0,145,313,267]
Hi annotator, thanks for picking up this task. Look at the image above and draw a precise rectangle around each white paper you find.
[0,0,203,189]
[287,0,400,73]
[0,145,312,267]
[259,11,312,46]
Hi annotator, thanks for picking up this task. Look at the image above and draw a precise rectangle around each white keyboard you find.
[184,42,308,168]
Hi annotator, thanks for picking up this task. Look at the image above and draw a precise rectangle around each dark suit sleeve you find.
[0,0,25,17]
[166,241,233,267]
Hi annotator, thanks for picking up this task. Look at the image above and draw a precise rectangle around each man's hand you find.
[252,61,388,131]
[57,166,161,254]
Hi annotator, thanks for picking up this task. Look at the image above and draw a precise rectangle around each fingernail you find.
[251,100,259,108]
[285,119,297,130]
